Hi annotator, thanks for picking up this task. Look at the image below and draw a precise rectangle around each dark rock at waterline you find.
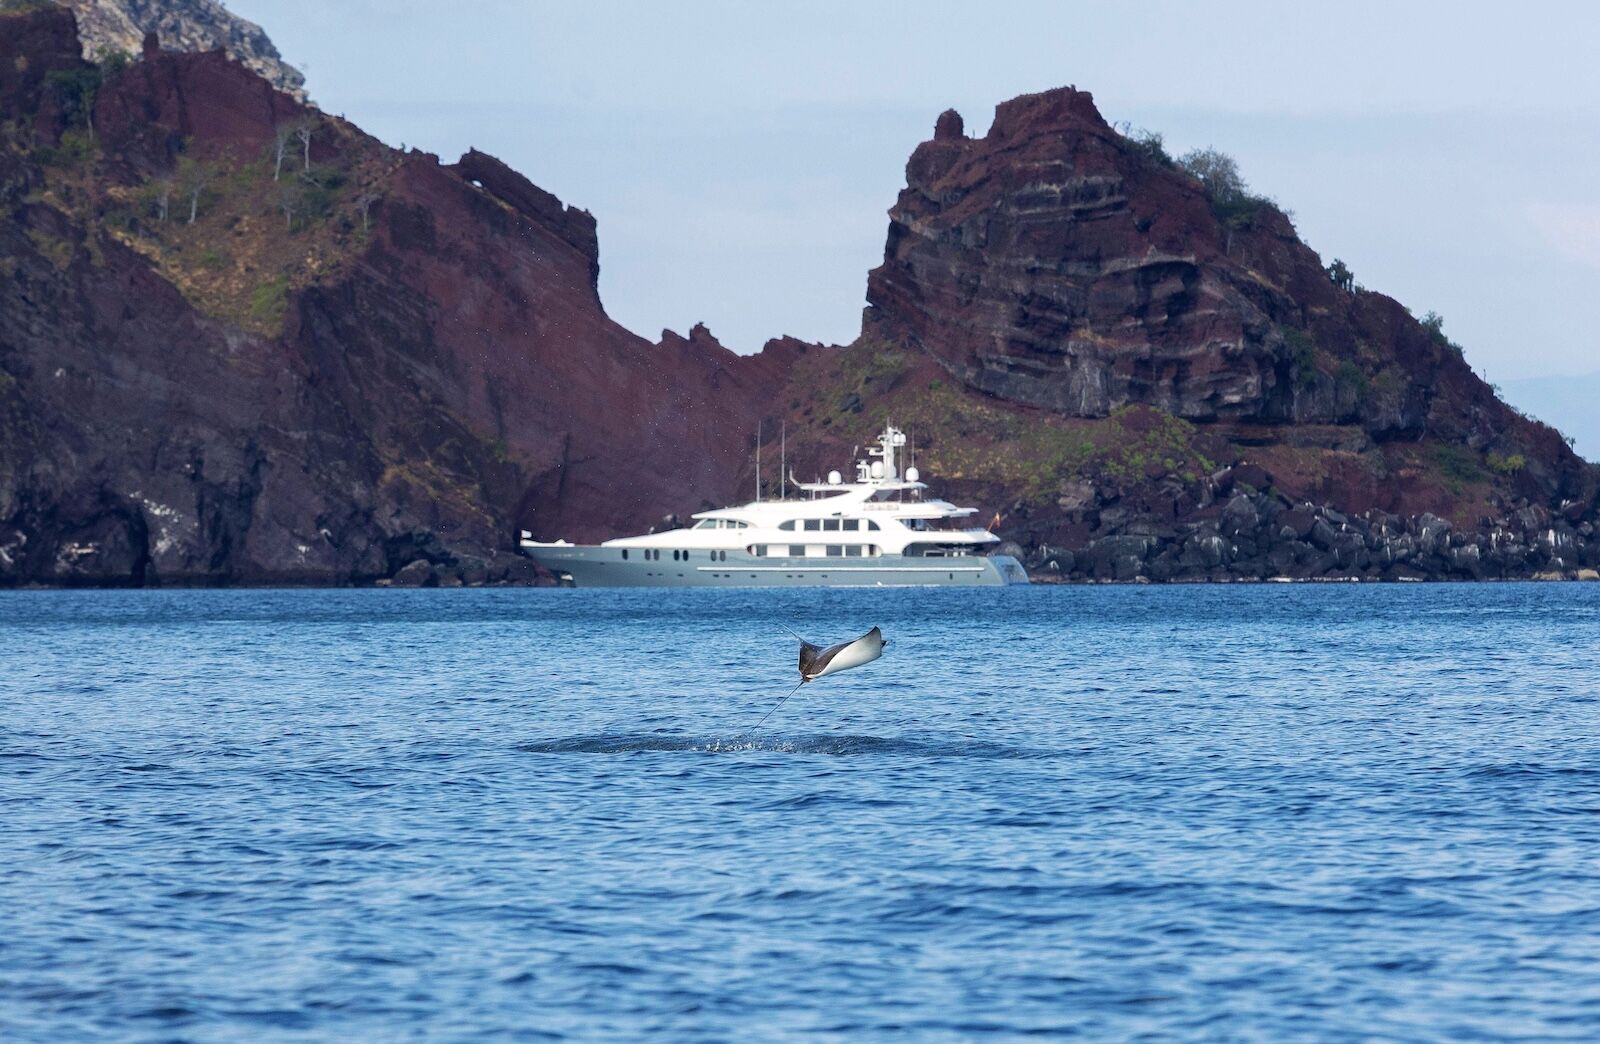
[1024,477,1600,583]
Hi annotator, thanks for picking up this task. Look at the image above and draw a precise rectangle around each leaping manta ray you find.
[797,626,887,683]
[751,626,888,731]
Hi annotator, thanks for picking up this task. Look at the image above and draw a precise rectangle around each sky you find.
[229,0,1600,449]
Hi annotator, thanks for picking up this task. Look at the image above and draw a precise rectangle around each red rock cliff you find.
[0,6,808,585]
[863,87,1586,501]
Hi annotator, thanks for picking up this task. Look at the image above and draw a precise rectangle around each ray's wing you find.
[797,640,823,680]
[809,640,849,678]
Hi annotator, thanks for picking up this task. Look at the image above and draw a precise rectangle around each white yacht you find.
[519,423,1029,587]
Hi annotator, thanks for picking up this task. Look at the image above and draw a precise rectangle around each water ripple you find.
[2,583,1599,1040]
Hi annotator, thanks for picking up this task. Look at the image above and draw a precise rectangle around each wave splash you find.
[515,733,1038,758]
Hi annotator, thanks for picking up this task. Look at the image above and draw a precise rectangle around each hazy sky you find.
[231,0,1600,385]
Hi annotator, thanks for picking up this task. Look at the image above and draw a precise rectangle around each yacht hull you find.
[522,545,1029,587]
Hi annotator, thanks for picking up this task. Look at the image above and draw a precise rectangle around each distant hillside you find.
[57,0,307,98]
[1501,373,1600,462]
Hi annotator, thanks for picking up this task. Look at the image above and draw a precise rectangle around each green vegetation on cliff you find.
[101,119,392,334]
[794,344,1220,504]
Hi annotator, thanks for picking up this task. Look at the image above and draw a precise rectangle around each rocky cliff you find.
[786,88,1600,581]
[0,5,805,585]
[59,0,306,98]
[3,3,1596,587]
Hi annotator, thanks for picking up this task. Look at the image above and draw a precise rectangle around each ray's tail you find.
[749,679,805,734]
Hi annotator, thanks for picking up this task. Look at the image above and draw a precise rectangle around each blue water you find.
[3,585,1600,1040]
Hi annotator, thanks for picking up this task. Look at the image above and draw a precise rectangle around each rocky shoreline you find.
[1019,466,1600,584]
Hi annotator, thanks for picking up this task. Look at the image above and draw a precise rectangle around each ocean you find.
[3,584,1599,1040]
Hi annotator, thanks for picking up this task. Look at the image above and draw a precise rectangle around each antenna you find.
[755,421,762,503]
[780,419,786,503]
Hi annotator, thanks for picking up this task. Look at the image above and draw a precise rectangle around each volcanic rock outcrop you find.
[804,86,1599,580]
[867,90,1570,456]
[0,5,805,585]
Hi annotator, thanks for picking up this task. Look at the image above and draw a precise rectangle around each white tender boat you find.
[519,423,1029,587]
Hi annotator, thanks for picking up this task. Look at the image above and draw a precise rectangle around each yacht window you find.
[804,519,821,532]
[779,520,796,531]
[866,520,880,531]
[823,518,841,532]
[695,519,714,529]
[621,549,629,560]
[827,545,843,557]
[789,545,805,557]
[845,545,861,557]
[842,519,859,531]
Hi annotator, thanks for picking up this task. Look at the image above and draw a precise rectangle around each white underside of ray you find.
[809,629,885,680]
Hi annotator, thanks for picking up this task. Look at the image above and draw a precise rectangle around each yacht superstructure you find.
[519,424,1029,587]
